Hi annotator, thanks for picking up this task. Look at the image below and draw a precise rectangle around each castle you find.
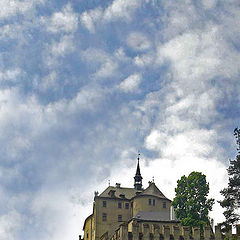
[82,157,240,240]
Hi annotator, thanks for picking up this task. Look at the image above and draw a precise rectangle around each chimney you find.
[116,183,121,188]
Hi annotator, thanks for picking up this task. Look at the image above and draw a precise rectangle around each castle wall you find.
[106,222,240,240]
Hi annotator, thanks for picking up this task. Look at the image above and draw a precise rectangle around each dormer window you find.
[108,190,116,197]
[119,194,125,198]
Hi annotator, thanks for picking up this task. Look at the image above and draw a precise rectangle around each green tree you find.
[172,172,214,228]
[219,128,240,229]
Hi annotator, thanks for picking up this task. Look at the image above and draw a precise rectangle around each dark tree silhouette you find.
[219,128,240,230]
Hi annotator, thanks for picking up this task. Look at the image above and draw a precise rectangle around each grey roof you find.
[133,211,172,222]
[98,182,171,201]
[99,186,141,199]
[138,182,170,200]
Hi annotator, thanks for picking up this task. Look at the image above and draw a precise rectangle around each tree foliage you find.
[172,172,214,228]
[219,128,240,228]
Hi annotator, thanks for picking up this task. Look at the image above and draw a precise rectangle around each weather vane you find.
[137,150,140,160]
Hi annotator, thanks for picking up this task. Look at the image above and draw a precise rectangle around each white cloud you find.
[96,61,118,79]
[80,7,103,33]
[127,32,151,51]
[0,0,44,19]
[0,89,47,160]
[0,68,22,82]
[202,0,217,9]
[45,35,75,68]
[68,85,106,112]
[103,0,141,21]
[119,73,141,92]
[160,1,201,41]
[157,25,240,85]
[46,4,78,33]
[114,48,131,62]
[81,0,142,32]
[134,53,154,67]
[30,189,83,240]
[40,71,57,91]
[51,35,75,57]
[82,48,119,79]
[0,24,22,39]
[0,210,22,240]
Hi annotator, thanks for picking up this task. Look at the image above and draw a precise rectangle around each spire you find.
[136,154,141,175]
[134,152,143,190]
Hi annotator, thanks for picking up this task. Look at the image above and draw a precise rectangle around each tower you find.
[134,153,143,190]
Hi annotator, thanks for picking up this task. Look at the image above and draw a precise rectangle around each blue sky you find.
[0,0,240,239]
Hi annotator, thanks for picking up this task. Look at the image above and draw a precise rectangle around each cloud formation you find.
[45,4,79,34]
[0,0,239,240]
[119,73,141,92]
[80,0,142,32]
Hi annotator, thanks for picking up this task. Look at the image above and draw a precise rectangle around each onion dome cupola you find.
[134,153,143,190]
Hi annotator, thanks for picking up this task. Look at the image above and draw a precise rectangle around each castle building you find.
[83,157,179,240]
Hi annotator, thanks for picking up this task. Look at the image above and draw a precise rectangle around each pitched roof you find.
[99,186,141,199]
[98,182,170,200]
[139,182,170,200]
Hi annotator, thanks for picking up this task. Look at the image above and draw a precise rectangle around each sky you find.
[0,0,240,239]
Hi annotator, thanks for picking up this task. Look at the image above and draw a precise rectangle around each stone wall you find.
[107,222,240,240]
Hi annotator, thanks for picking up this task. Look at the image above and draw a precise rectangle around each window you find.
[102,213,107,221]
[163,202,166,208]
[118,202,122,208]
[125,203,129,209]
[148,199,152,205]
[118,214,122,222]
[131,202,133,208]
[103,201,107,207]
[153,199,155,206]
[87,231,89,239]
